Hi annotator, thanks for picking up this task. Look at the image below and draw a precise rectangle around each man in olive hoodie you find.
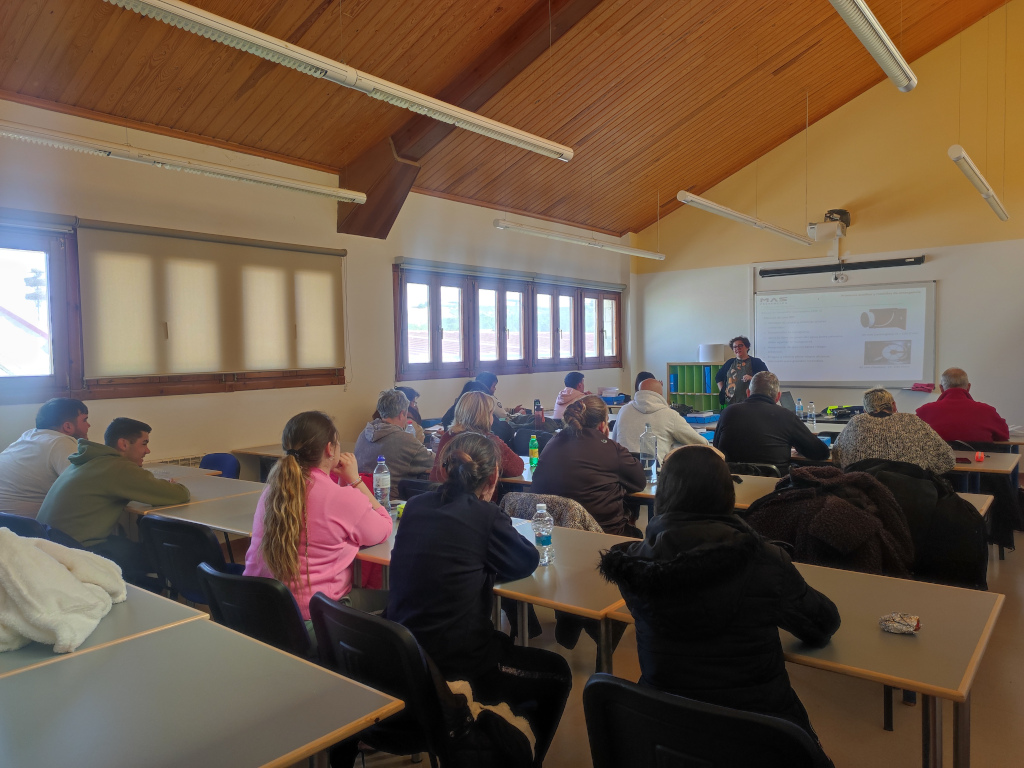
[38,417,190,582]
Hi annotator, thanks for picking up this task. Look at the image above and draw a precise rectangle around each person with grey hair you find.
[833,387,955,474]
[713,371,829,475]
[355,389,435,499]
[916,368,1009,442]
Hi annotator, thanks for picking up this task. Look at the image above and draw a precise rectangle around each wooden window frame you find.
[394,266,622,382]
[393,268,472,381]
[0,229,76,405]
[1,226,346,404]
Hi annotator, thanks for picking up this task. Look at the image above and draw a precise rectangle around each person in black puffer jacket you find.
[599,446,840,759]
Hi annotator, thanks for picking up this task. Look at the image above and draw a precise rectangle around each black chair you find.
[139,515,241,604]
[196,562,311,658]
[396,477,439,500]
[583,673,830,768]
[728,462,782,478]
[0,511,47,538]
[309,593,455,768]
[0,511,83,549]
[511,428,553,457]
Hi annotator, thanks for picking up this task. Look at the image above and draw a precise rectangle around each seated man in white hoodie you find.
[612,378,708,463]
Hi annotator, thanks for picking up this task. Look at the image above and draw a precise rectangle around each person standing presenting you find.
[716,336,768,406]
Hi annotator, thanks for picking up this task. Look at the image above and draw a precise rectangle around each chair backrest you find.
[199,453,241,479]
[498,492,603,533]
[396,477,439,500]
[728,462,782,478]
[139,514,227,603]
[583,673,829,768]
[512,428,553,457]
[0,512,83,549]
[309,592,449,759]
[0,511,47,538]
[196,562,311,657]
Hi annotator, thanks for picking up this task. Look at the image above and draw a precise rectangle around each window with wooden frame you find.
[0,225,78,405]
[474,277,530,374]
[394,269,471,380]
[394,264,622,381]
[72,225,348,398]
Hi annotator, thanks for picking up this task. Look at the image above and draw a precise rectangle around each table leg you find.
[597,618,614,674]
[954,693,970,768]
[381,564,390,590]
[492,595,501,629]
[922,694,942,768]
[353,560,362,588]
[222,533,235,563]
[518,601,529,648]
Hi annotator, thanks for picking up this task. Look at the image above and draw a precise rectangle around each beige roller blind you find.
[77,226,345,378]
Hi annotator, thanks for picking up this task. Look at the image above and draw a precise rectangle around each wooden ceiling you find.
[0,0,1006,237]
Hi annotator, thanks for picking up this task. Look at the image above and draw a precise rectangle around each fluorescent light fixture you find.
[676,192,813,246]
[104,0,574,162]
[493,219,665,260]
[828,0,917,92]
[0,119,366,203]
[948,144,1009,221]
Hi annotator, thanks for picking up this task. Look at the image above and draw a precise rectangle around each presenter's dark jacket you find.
[715,356,769,404]
[599,511,840,737]
[713,393,830,474]
[529,427,647,535]
[385,490,538,680]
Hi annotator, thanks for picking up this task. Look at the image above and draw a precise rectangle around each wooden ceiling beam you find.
[390,0,603,162]
[339,0,601,238]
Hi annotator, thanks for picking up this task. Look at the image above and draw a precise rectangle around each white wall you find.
[0,100,631,457]
[636,240,1024,427]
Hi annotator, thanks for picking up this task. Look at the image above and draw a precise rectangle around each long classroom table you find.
[607,563,1003,768]
[0,584,205,680]
[1,616,403,768]
[356,519,631,673]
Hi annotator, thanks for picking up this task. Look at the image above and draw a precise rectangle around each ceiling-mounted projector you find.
[807,220,846,241]
[807,209,851,241]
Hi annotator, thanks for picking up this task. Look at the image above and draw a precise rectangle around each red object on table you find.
[975,451,985,462]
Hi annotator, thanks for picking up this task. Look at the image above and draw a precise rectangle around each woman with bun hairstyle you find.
[429,391,524,481]
[387,432,572,767]
[600,445,839,760]
[244,411,393,622]
[530,395,647,537]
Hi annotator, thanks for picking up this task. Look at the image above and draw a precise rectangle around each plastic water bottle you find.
[529,434,539,469]
[808,401,816,428]
[532,504,554,565]
[534,399,544,427]
[372,456,391,515]
[796,398,804,421]
[405,420,416,435]
[639,423,658,482]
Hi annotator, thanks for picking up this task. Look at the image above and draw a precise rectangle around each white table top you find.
[128,474,264,514]
[0,586,205,680]
[0,619,403,768]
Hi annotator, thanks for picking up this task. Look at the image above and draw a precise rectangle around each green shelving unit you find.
[666,362,722,413]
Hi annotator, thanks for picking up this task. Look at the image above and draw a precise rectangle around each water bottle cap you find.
[377,455,385,461]
[536,503,547,511]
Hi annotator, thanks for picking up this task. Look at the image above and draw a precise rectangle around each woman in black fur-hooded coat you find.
[599,446,841,747]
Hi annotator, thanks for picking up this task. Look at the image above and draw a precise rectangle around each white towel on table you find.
[0,528,127,653]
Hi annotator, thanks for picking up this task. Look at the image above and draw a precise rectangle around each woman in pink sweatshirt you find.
[244,411,393,620]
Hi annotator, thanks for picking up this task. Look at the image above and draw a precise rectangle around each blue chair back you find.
[199,452,241,479]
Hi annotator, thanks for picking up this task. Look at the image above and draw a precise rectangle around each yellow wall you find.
[635,2,1022,271]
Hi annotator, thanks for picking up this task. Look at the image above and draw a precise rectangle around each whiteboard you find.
[753,282,936,387]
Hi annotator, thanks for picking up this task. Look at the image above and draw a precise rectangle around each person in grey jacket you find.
[833,387,955,475]
[611,378,708,463]
[355,389,435,498]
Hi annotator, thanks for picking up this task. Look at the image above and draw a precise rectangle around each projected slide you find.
[754,283,934,387]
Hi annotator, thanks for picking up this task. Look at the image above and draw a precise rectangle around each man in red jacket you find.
[916,367,1009,442]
